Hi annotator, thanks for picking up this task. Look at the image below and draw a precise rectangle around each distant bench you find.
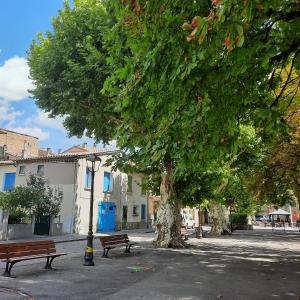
[0,240,67,277]
[181,226,209,240]
[181,227,192,240]
[99,234,135,258]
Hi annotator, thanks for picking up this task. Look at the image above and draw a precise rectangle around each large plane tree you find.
[28,0,300,247]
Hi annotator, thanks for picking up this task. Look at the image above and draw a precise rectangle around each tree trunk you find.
[195,206,202,238]
[153,168,185,248]
[209,202,231,236]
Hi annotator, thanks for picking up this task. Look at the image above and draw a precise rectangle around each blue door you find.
[141,204,146,221]
[97,201,116,232]
[3,173,16,192]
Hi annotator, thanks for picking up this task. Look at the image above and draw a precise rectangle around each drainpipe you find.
[70,160,79,234]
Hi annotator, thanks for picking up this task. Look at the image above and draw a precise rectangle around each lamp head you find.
[87,154,101,163]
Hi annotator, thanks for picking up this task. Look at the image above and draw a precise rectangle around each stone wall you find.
[7,224,34,240]
[0,129,39,157]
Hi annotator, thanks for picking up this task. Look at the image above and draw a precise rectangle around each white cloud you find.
[36,111,65,131]
[0,56,33,101]
[7,127,49,141]
[0,101,23,124]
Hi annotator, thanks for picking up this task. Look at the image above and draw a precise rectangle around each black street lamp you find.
[228,197,234,233]
[83,154,101,266]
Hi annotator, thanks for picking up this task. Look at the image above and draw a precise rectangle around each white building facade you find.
[15,151,148,235]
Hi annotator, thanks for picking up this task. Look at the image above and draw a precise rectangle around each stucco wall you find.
[13,155,149,236]
[15,161,77,234]
[125,173,148,223]
[74,156,148,234]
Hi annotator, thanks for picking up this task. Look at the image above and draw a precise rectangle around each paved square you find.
[0,229,299,299]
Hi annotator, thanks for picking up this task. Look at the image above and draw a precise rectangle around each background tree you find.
[28,0,115,142]
[27,174,63,217]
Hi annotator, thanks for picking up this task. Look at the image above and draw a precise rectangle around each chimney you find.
[46,148,51,155]
[82,142,87,149]
[93,143,97,151]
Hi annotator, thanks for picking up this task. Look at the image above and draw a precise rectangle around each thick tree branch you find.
[271,49,300,107]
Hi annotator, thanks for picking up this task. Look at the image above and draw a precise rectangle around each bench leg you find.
[3,261,15,277]
[45,257,55,270]
[125,244,133,253]
[48,257,55,269]
[102,248,111,258]
[45,257,50,269]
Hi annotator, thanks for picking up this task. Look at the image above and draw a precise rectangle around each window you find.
[0,146,4,157]
[141,204,146,220]
[141,178,147,195]
[19,166,26,175]
[3,173,16,192]
[133,205,139,216]
[103,171,113,192]
[122,206,128,222]
[85,167,92,189]
[37,165,44,176]
[127,175,133,193]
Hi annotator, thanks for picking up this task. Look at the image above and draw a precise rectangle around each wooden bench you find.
[0,240,67,277]
[99,234,135,258]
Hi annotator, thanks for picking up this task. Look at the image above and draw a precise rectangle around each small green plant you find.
[0,174,63,223]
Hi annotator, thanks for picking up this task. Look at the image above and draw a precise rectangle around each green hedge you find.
[230,213,248,225]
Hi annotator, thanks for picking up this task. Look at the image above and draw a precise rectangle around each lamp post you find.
[83,154,101,266]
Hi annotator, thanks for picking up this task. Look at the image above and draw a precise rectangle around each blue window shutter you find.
[141,204,146,220]
[104,172,110,192]
[3,173,16,192]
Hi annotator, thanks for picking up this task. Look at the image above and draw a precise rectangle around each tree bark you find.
[153,167,185,248]
[209,202,231,236]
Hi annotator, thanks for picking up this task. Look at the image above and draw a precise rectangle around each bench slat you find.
[0,240,56,260]
[6,248,56,259]
[0,240,54,250]
[99,234,130,248]
[0,244,55,253]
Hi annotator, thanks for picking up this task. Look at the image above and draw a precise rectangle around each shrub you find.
[230,213,248,225]
[0,174,63,222]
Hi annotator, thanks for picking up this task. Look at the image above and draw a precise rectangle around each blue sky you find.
[0,1,113,152]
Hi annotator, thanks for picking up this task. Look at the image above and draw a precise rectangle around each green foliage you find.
[0,174,63,221]
[27,0,300,215]
[28,0,115,143]
[27,174,63,217]
[229,213,248,226]
[0,186,37,223]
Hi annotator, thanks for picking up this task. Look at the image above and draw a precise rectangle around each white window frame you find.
[19,165,26,175]
[37,165,45,177]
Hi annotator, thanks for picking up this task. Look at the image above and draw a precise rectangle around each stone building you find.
[0,128,39,159]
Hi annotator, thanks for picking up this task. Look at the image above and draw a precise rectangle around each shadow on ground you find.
[0,230,299,300]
